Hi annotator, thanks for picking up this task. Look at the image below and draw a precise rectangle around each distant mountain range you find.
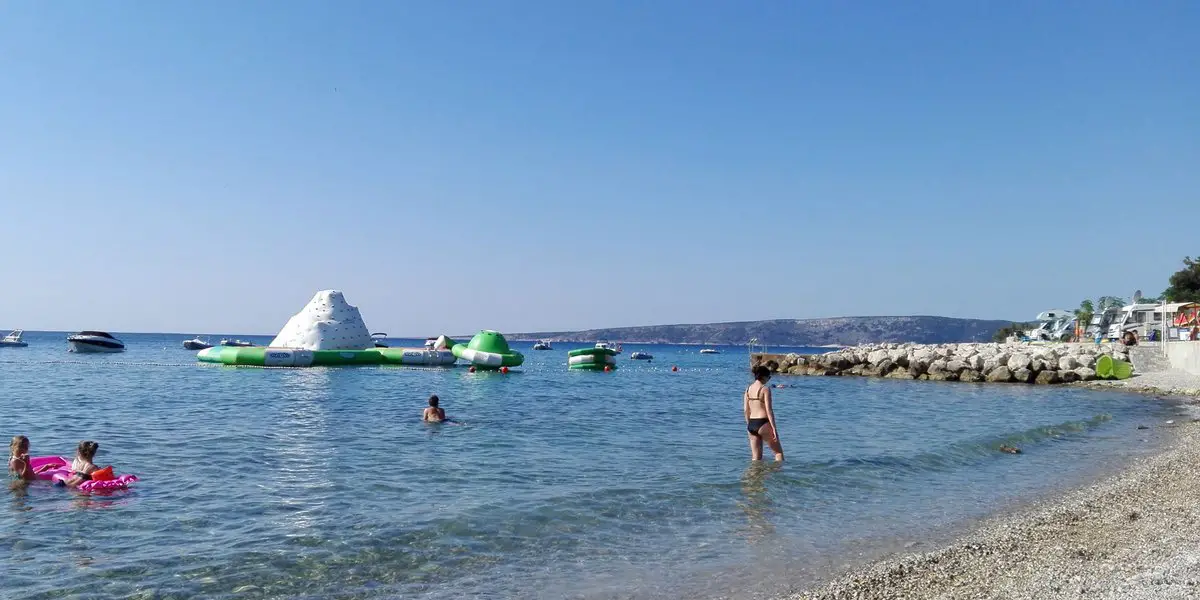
[509,316,1013,346]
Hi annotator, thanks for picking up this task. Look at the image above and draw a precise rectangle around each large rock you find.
[1058,356,1080,371]
[867,349,890,364]
[945,359,967,374]
[968,355,985,372]
[986,366,1015,383]
[1013,367,1035,383]
[1060,370,1081,383]
[1007,354,1032,371]
[928,369,958,382]
[268,290,373,351]
[1035,370,1062,385]
[1074,367,1098,381]
[959,369,984,383]
[886,367,917,380]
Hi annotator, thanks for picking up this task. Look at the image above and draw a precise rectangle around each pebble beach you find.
[788,371,1200,600]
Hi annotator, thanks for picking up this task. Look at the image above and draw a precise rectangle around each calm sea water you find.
[0,331,1183,599]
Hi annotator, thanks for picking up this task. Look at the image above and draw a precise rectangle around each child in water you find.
[422,395,446,422]
[9,436,36,482]
[62,441,100,488]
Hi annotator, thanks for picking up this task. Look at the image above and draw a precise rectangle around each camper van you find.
[1086,306,1123,340]
[1026,309,1076,342]
[1106,303,1193,341]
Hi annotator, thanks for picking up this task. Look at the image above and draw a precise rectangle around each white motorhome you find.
[1026,309,1076,342]
[1086,306,1123,340]
[1106,303,1192,340]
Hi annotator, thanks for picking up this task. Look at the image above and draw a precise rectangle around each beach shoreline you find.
[785,410,1200,600]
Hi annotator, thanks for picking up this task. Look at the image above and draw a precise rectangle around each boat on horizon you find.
[0,329,28,347]
[182,336,212,350]
[595,341,622,354]
[533,340,552,350]
[630,351,653,360]
[220,338,256,347]
[67,331,125,353]
[699,348,720,354]
[372,333,389,348]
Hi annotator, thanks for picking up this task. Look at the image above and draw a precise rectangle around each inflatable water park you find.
[196,290,524,370]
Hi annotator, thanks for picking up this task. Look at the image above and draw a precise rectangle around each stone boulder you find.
[945,359,967,374]
[1035,370,1062,385]
[1059,370,1081,383]
[959,369,984,383]
[1013,367,1035,383]
[986,366,1015,383]
[1058,356,1080,371]
[1074,367,1098,381]
[1007,354,1032,371]
[867,349,890,364]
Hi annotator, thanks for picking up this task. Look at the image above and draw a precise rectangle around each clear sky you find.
[1,2,1197,335]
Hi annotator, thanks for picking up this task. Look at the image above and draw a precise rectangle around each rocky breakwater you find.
[751,342,1131,385]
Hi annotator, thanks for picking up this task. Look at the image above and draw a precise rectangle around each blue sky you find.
[1,2,1197,335]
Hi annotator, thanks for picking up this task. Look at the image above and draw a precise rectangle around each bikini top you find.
[745,383,767,407]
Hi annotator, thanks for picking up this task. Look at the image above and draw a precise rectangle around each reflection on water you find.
[739,462,782,542]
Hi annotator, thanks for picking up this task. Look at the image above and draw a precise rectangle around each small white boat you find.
[183,336,212,350]
[220,338,255,347]
[595,341,622,354]
[699,348,720,354]
[533,340,552,350]
[372,333,389,348]
[630,351,653,360]
[0,329,28,347]
[67,331,125,353]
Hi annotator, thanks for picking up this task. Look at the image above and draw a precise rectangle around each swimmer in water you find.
[422,395,446,423]
[63,440,100,488]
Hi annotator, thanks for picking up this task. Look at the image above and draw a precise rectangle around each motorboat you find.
[0,329,28,347]
[630,351,653,360]
[67,331,125,353]
[699,348,720,354]
[532,340,552,350]
[182,336,212,350]
[220,338,256,347]
[372,333,389,348]
[595,341,622,354]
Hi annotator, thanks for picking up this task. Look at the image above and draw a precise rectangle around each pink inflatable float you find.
[29,456,138,491]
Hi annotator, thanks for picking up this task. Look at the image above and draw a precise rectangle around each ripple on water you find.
[0,334,1180,599]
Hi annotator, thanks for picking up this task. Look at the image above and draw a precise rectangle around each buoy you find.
[468,366,476,373]
[671,365,679,372]
[604,366,611,372]
[500,366,509,374]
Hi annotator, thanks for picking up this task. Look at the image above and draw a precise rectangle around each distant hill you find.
[510,316,1014,346]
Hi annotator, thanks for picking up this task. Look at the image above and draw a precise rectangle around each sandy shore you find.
[787,410,1200,600]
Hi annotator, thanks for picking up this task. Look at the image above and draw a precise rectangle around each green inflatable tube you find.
[197,346,458,367]
[1096,355,1114,379]
[450,330,524,369]
[567,347,617,370]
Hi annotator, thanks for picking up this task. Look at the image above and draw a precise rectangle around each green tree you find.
[1096,296,1127,311]
[992,323,1029,342]
[1164,257,1200,303]
[1075,299,1095,329]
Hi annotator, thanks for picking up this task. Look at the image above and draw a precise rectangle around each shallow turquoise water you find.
[0,332,1181,599]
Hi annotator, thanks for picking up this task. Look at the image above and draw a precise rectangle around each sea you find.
[0,331,1186,599]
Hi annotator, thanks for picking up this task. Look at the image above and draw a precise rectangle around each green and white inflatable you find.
[450,330,524,369]
[567,347,617,370]
[196,290,458,368]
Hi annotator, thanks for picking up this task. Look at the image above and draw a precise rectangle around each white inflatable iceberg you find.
[268,290,374,351]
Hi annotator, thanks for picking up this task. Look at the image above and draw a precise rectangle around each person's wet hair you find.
[77,440,99,461]
[428,395,439,408]
[752,365,771,381]
[10,435,29,457]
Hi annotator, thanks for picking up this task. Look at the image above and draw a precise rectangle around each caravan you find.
[1026,309,1076,342]
[1106,302,1193,341]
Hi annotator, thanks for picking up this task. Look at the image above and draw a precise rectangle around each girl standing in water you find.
[744,366,784,461]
